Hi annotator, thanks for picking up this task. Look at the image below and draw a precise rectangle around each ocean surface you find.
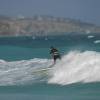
[0,33,100,100]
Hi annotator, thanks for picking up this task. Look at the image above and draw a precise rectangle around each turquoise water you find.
[0,33,100,100]
[0,34,100,61]
[0,83,100,100]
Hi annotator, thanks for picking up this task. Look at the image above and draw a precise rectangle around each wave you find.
[48,51,100,85]
[0,58,52,86]
[0,50,100,86]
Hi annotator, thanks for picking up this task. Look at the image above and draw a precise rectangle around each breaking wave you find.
[48,51,100,85]
[0,50,100,86]
[0,58,52,86]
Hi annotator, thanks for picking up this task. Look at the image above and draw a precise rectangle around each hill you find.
[0,15,100,36]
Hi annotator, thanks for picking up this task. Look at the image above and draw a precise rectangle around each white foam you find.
[48,51,100,85]
[87,35,94,39]
[0,58,52,86]
[1,50,100,86]
[94,40,100,44]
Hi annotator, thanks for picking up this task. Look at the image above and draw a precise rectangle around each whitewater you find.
[48,50,100,85]
[0,50,100,86]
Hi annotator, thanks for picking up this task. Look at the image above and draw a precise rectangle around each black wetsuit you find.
[50,48,61,63]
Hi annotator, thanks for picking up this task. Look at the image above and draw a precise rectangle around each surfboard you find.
[32,64,54,73]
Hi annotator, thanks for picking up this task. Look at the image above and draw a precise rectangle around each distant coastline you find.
[0,15,100,36]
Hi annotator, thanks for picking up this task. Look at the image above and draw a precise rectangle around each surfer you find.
[50,46,61,64]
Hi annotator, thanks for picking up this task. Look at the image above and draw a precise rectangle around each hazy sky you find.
[0,0,100,25]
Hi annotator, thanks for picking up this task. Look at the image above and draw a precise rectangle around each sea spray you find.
[48,51,100,85]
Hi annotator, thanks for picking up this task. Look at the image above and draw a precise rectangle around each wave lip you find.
[48,51,100,85]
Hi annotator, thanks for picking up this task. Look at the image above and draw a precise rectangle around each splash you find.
[48,51,100,85]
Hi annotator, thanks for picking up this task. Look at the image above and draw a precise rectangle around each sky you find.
[0,0,100,25]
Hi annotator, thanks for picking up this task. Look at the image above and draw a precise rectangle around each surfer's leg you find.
[53,56,56,64]
[56,55,61,60]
